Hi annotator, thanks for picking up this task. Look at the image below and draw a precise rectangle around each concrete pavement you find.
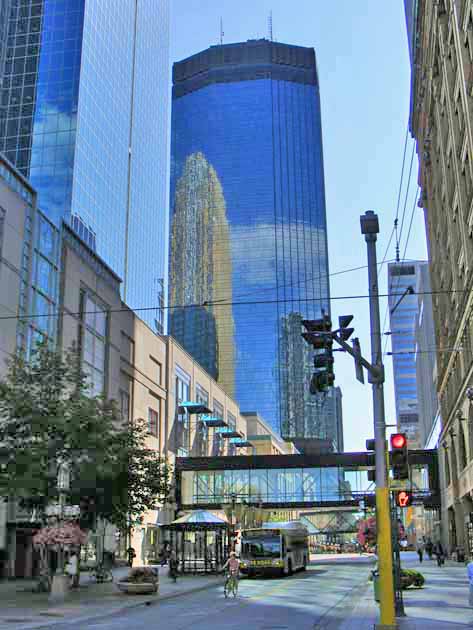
[0,564,220,630]
[337,551,472,630]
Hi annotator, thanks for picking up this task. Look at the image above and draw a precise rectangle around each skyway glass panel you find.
[181,467,395,506]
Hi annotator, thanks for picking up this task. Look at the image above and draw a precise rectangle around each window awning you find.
[215,427,242,439]
[229,438,252,448]
[178,401,212,415]
[200,415,227,428]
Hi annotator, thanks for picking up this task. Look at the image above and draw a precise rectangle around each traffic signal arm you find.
[332,333,383,383]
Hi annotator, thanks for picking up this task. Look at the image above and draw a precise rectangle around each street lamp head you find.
[360,211,379,236]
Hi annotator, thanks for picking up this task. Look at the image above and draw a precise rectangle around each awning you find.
[229,438,252,448]
[215,427,242,439]
[160,509,230,531]
[200,415,227,428]
[178,401,212,415]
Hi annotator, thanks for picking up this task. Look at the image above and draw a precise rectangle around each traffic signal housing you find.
[390,433,409,480]
[302,314,335,394]
[395,490,413,508]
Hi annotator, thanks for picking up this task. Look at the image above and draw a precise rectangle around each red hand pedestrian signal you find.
[395,490,413,508]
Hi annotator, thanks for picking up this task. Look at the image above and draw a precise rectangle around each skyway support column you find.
[360,211,397,630]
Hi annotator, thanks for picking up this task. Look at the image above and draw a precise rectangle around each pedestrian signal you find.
[395,490,413,508]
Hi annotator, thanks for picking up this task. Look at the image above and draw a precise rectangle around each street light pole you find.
[360,211,397,630]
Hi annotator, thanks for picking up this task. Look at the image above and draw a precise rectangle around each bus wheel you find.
[287,559,293,576]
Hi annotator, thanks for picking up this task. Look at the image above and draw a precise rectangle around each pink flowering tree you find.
[33,523,87,549]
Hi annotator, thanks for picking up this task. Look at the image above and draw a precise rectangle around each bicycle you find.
[224,572,238,598]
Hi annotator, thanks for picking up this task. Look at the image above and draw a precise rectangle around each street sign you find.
[352,338,365,384]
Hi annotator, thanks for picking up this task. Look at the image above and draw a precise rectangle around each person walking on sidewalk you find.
[425,538,433,560]
[126,546,136,568]
[433,541,445,566]
[468,556,473,607]
[416,538,424,563]
[168,550,178,583]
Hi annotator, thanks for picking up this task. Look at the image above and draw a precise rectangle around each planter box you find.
[116,581,159,595]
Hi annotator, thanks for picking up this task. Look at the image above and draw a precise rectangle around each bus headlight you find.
[272,560,284,567]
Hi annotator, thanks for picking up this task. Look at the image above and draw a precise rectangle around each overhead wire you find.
[380,129,417,356]
[3,286,470,323]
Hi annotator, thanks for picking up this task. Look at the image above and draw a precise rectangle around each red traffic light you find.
[395,490,413,508]
[391,433,407,449]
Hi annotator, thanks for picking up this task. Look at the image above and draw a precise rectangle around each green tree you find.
[0,341,172,529]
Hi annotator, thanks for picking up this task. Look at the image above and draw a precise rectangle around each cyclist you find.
[222,551,240,596]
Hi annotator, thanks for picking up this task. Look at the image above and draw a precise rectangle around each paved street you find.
[1,553,471,630]
[31,556,375,630]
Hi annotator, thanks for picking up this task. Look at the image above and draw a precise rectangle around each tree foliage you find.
[0,341,172,530]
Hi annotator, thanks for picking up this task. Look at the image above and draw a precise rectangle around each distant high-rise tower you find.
[169,39,332,438]
[388,261,431,448]
[0,0,170,333]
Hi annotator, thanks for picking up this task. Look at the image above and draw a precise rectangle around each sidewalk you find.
[338,552,472,629]
[0,564,220,630]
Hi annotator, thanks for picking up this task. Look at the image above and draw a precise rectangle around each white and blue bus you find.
[240,521,309,577]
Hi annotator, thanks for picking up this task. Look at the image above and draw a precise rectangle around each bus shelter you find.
[159,510,230,574]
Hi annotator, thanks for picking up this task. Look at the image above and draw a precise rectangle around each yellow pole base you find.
[376,486,397,629]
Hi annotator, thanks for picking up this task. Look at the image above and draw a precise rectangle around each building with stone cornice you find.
[407,0,473,557]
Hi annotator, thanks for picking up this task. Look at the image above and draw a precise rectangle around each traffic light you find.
[302,315,333,349]
[338,315,354,341]
[302,314,335,394]
[390,433,409,480]
[395,490,413,508]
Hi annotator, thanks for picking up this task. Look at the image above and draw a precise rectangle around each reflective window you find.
[0,1,170,334]
[81,290,107,397]
[148,406,159,438]
[169,43,330,440]
[176,369,190,456]
[35,254,55,298]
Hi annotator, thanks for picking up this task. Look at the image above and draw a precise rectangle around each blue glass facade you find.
[169,40,330,438]
[0,0,170,333]
[388,261,429,448]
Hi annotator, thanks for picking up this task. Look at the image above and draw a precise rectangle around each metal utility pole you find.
[360,211,397,630]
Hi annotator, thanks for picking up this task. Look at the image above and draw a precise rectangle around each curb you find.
[24,578,221,630]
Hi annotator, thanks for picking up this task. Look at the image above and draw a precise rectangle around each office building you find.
[406,0,473,556]
[0,0,170,334]
[169,39,331,439]
[414,263,440,448]
[0,158,251,575]
[388,261,430,448]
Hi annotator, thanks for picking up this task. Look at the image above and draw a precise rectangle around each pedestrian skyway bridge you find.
[175,450,439,511]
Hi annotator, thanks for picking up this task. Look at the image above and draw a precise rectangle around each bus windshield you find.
[242,536,281,559]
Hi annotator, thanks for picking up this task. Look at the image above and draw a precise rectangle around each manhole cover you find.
[39,612,65,617]
[4,619,32,623]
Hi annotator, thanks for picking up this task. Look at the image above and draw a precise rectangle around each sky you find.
[170,0,428,452]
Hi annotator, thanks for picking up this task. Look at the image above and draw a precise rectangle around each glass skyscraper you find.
[0,0,170,333]
[388,260,430,448]
[169,39,331,438]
